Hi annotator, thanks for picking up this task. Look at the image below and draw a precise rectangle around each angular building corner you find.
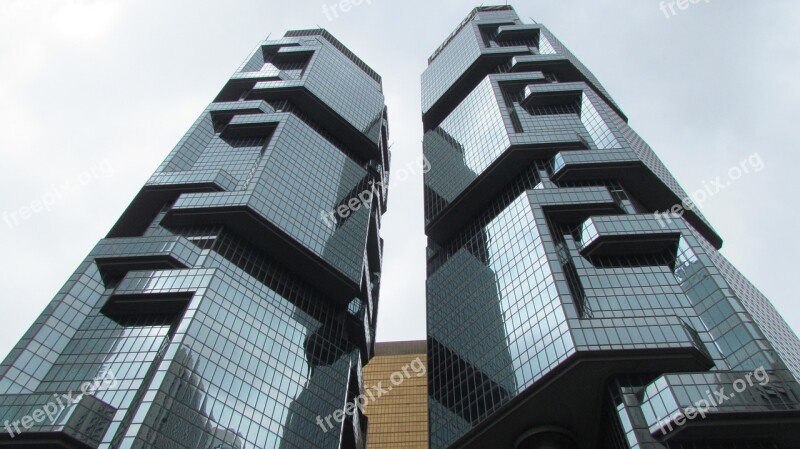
[422,5,800,449]
[0,29,389,449]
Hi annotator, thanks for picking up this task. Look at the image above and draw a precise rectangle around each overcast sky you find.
[0,0,798,354]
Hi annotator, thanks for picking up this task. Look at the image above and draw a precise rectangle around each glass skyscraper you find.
[423,6,800,449]
[0,28,389,449]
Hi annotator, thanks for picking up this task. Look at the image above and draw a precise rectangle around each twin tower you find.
[1,5,799,449]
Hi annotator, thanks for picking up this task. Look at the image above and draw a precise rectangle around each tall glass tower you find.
[423,6,800,449]
[0,29,389,449]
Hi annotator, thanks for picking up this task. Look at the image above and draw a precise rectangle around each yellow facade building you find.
[363,340,429,449]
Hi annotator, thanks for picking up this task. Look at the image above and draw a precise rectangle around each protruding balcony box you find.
[0,393,115,449]
[642,372,800,446]
[92,236,202,283]
[577,215,682,257]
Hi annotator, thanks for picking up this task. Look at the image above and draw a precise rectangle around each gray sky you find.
[0,0,798,354]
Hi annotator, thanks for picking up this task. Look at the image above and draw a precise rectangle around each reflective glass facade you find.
[423,6,800,449]
[0,29,389,449]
